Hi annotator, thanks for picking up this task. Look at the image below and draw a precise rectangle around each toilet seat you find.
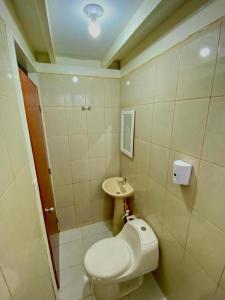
[84,238,131,279]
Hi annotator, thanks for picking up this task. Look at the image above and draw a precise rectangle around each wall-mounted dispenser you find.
[173,160,192,185]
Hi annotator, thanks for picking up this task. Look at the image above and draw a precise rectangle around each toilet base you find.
[92,276,144,300]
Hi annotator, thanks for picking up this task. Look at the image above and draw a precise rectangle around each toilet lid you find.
[84,238,131,279]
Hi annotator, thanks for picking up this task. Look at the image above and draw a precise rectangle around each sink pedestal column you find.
[113,197,124,235]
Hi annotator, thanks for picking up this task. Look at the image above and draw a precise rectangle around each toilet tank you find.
[117,219,159,276]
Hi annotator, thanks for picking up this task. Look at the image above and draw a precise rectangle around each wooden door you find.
[19,68,60,287]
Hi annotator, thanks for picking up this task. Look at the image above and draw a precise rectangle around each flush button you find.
[141,226,146,231]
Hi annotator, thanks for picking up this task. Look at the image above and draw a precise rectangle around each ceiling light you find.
[126,80,131,86]
[84,4,104,38]
[199,47,211,58]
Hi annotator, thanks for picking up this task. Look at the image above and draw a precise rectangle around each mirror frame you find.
[120,109,135,158]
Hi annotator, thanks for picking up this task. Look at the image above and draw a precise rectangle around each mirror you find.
[120,110,135,158]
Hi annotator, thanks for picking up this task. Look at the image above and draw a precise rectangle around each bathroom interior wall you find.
[0,17,55,300]
[37,74,120,230]
[120,18,225,300]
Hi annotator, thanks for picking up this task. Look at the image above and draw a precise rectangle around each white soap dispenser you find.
[173,160,192,185]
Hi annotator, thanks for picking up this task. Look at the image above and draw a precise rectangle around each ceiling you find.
[47,0,144,60]
[7,0,213,68]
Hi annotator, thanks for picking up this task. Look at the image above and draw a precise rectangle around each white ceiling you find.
[46,0,145,60]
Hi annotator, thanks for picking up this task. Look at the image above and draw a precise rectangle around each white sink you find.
[102,177,134,235]
[102,177,134,198]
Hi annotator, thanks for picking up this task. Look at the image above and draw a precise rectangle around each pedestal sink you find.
[102,177,134,235]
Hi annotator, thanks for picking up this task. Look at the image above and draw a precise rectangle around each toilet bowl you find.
[84,219,159,300]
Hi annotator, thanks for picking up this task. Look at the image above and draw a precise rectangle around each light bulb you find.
[88,20,101,38]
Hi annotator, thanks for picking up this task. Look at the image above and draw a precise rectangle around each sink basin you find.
[102,177,134,235]
[102,177,134,198]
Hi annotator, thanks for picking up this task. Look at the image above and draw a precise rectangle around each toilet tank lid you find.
[126,219,158,245]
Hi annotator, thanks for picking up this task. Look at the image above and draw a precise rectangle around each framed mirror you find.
[120,110,135,158]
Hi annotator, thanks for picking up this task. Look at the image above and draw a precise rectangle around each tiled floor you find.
[59,221,166,300]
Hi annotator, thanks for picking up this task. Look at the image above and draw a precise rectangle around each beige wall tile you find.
[149,144,169,187]
[86,77,104,107]
[90,157,106,180]
[0,99,28,174]
[0,269,12,299]
[147,179,166,222]
[104,79,120,107]
[130,61,156,105]
[154,227,184,299]
[90,179,105,201]
[38,74,65,107]
[72,159,90,183]
[212,20,225,96]
[87,108,105,134]
[0,134,14,197]
[171,98,209,157]
[58,205,76,230]
[135,104,153,141]
[106,134,119,157]
[43,107,67,136]
[214,287,225,300]
[164,192,192,247]
[202,97,225,166]
[152,102,175,147]
[166,151,199,208]
[66,108,87,135]
[220,267,225,290]
[63,75,86,107]
[52,162,72,186]
[176,24,220,100]
[194,160,225,233]
[105,108,119,134]
[75,202,93,226]
[186,211,225,283]
[155,47,180,102]
[69,135,88,160]
[48,136,70,163]
[174,253,217,300]
[106,156,120,177]
[73,181,91,206]
[88,134,106,158]
[54,185,74,208]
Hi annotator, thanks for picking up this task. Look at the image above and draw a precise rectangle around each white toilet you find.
[84,219,159,300]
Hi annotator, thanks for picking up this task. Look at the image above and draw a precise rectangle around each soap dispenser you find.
[173,160,192,185]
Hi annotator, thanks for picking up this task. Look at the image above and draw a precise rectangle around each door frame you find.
[5,28,59,298]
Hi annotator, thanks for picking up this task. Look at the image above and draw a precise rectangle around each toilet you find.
[84,219,159,300]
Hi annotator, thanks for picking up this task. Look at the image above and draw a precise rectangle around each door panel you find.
[19,69,60,287]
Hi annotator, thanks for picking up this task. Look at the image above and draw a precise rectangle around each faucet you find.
[122,177,127,185]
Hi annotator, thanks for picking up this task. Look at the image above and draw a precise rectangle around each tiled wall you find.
[38,74,120,230]
[0,18,55,299]
[121,19,225,300]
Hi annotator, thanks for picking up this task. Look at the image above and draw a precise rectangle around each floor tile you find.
[81,220,112,238]
[128,274,166,300]
[59,264,91,300]
[60,239,84,270]
[60,228,82,245]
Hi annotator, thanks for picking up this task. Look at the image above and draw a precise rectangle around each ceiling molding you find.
[102,0,162,68]
[34,0,55,63]
[121,0,225,77]
[55,56,101,68]
[34,62,121,78]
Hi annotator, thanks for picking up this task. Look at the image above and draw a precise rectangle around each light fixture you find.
[84,4,104,38]
[199,47,211,58]
[126,80,131,86]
